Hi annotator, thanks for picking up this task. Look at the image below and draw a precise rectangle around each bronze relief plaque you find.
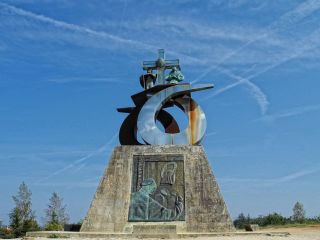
[129,154,185,222]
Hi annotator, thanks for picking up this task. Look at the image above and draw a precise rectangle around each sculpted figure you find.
[165,67,184,84]
[153,162,184,220]
[129,178,171,221]
[129,178,156,221]
[139,69,156,89]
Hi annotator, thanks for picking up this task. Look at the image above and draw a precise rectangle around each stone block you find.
[80,145,235,233]
[133,224,176,234]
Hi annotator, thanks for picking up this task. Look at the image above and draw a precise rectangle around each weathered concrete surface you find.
[132,224,176,234]
[80,145,235,233]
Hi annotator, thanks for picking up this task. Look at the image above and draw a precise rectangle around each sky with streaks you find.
[1,0,320,224]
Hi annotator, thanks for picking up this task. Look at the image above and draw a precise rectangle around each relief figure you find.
[129,178,171,221]
[153,162,184,220]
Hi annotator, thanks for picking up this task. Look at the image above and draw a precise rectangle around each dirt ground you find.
[182,226,320,240]
[257,225,320,239]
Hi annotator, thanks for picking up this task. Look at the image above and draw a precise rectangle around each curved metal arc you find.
[119,108,180,145]
[137,84,212,145]
[174,97,206,145]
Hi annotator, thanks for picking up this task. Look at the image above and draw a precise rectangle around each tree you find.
[44,192,69,230]
[292,201,306,223]
[263,212,286,225]
[9,182,39,237]
[233,213,250,229]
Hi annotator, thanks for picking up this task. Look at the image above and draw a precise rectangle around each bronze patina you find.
[166,66,184,84]
[117,49,214,145]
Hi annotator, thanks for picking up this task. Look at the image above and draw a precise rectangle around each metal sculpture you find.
[143,49,180,85]
[117,49,213,145]
[166,67,184,84]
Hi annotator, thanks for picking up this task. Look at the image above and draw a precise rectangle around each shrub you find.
[0,227,14,239]
[44,222,63,231]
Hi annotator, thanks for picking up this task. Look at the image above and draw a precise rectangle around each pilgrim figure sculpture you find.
[153,162,184,220]
[129,178,172,221]
[165,66,184,84]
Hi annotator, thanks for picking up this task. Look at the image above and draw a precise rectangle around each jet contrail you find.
[35,132,118,183]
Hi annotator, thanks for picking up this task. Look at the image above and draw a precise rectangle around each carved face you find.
[160,162,177,185]
[140,178,157,195]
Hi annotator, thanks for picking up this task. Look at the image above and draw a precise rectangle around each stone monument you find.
[80,49,235,235]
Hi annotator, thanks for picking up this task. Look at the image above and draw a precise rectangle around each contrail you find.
[203,26,320,104]
[220,168,319,185]
[117,0,128,36]
[257,104,320,122]
[47,77,128,84]
[0,2,156,52]
[205,131,217,137]
[191,0,320,84]
[35,132,118,183]
[2,2,319,116]
[191,0,320,115]
[0,2,201,65]
[277,169,318,183]
[200,66,269,115]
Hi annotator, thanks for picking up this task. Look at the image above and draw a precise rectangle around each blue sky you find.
[1,0,320,225]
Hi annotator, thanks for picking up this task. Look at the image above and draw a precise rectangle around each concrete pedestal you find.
[80,145,235,234]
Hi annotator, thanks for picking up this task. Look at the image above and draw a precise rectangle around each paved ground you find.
[200,226,320,240]
[3,226,320,240]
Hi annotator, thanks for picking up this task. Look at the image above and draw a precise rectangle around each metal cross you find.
[143,49,180,85]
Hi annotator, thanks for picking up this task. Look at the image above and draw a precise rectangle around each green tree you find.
[292,201,306,223]
[9,182,39,237]
[233,213,250,229]
[264,212,286,225]
[44,192,69,231]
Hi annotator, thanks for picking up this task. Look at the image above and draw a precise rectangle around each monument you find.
[80,49,235,235]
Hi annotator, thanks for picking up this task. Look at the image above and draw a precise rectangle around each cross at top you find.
[143,49,180,85]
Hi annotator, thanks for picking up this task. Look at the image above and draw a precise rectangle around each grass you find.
[48,233,69,238]
[260,223,320,229]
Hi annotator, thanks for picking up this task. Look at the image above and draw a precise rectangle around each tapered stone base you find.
[80,145,235,233]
